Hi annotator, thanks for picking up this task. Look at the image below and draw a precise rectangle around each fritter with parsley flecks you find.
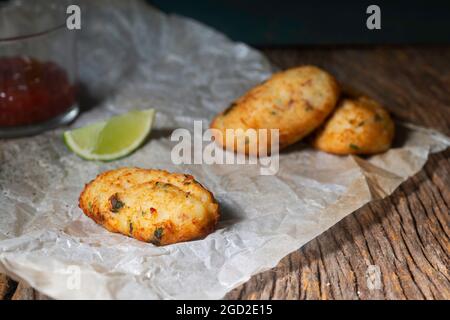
[312,96,395,155]
[210,65,340,155]
[79,168,219,246]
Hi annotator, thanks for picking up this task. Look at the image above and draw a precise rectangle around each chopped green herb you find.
[349,144,360,151]
[129,221,133,235]
[109,193,124,213]
[150,227,164,245]
[305,102,314,111]
[155,182,169,189]
[271,111,277,115]
[88,202,93,213]
[374,114,383,122]
[154,227,164,240]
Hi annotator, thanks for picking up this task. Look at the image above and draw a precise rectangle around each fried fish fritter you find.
[79,168,219,246]
[210,65,340,155]
[312,96,395,155]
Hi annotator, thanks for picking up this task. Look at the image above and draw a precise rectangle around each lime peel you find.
[64,109,155,161]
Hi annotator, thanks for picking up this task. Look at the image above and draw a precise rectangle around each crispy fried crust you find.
[312,96,395,155]
[79,168,219,246]
[210,65,340,155]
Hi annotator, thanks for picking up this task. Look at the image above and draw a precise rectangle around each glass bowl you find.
[0,0,79,138]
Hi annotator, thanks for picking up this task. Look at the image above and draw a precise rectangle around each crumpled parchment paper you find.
[0,0,449,299]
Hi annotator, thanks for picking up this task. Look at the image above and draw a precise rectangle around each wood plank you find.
[11,282,36,300]
[0,273,17,300]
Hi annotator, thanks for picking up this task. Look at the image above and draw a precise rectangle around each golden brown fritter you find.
[210,65,340,155]
[79,168,219,246]
[312,96,395,155]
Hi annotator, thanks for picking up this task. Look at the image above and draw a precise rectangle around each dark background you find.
[149,0,450,45]
[1,0,449,45]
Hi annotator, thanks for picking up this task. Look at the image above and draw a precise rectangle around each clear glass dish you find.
[0,0,79,138]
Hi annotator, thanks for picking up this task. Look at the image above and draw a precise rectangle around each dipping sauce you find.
[0,56,75,127]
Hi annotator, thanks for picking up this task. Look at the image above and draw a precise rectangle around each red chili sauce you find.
[0,56,75,127]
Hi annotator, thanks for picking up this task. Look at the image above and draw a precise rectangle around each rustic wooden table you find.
[1,46,449,300]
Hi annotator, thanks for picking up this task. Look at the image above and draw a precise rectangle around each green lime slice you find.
[64,109,155,161]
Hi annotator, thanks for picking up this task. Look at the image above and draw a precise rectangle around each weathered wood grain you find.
[0,273,17,300]
[1,46,449,300]
[226,149,449,300]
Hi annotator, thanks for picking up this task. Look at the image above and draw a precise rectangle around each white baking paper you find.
[0,0,449,299]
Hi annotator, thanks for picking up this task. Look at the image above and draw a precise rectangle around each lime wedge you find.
[64,109,155,161]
